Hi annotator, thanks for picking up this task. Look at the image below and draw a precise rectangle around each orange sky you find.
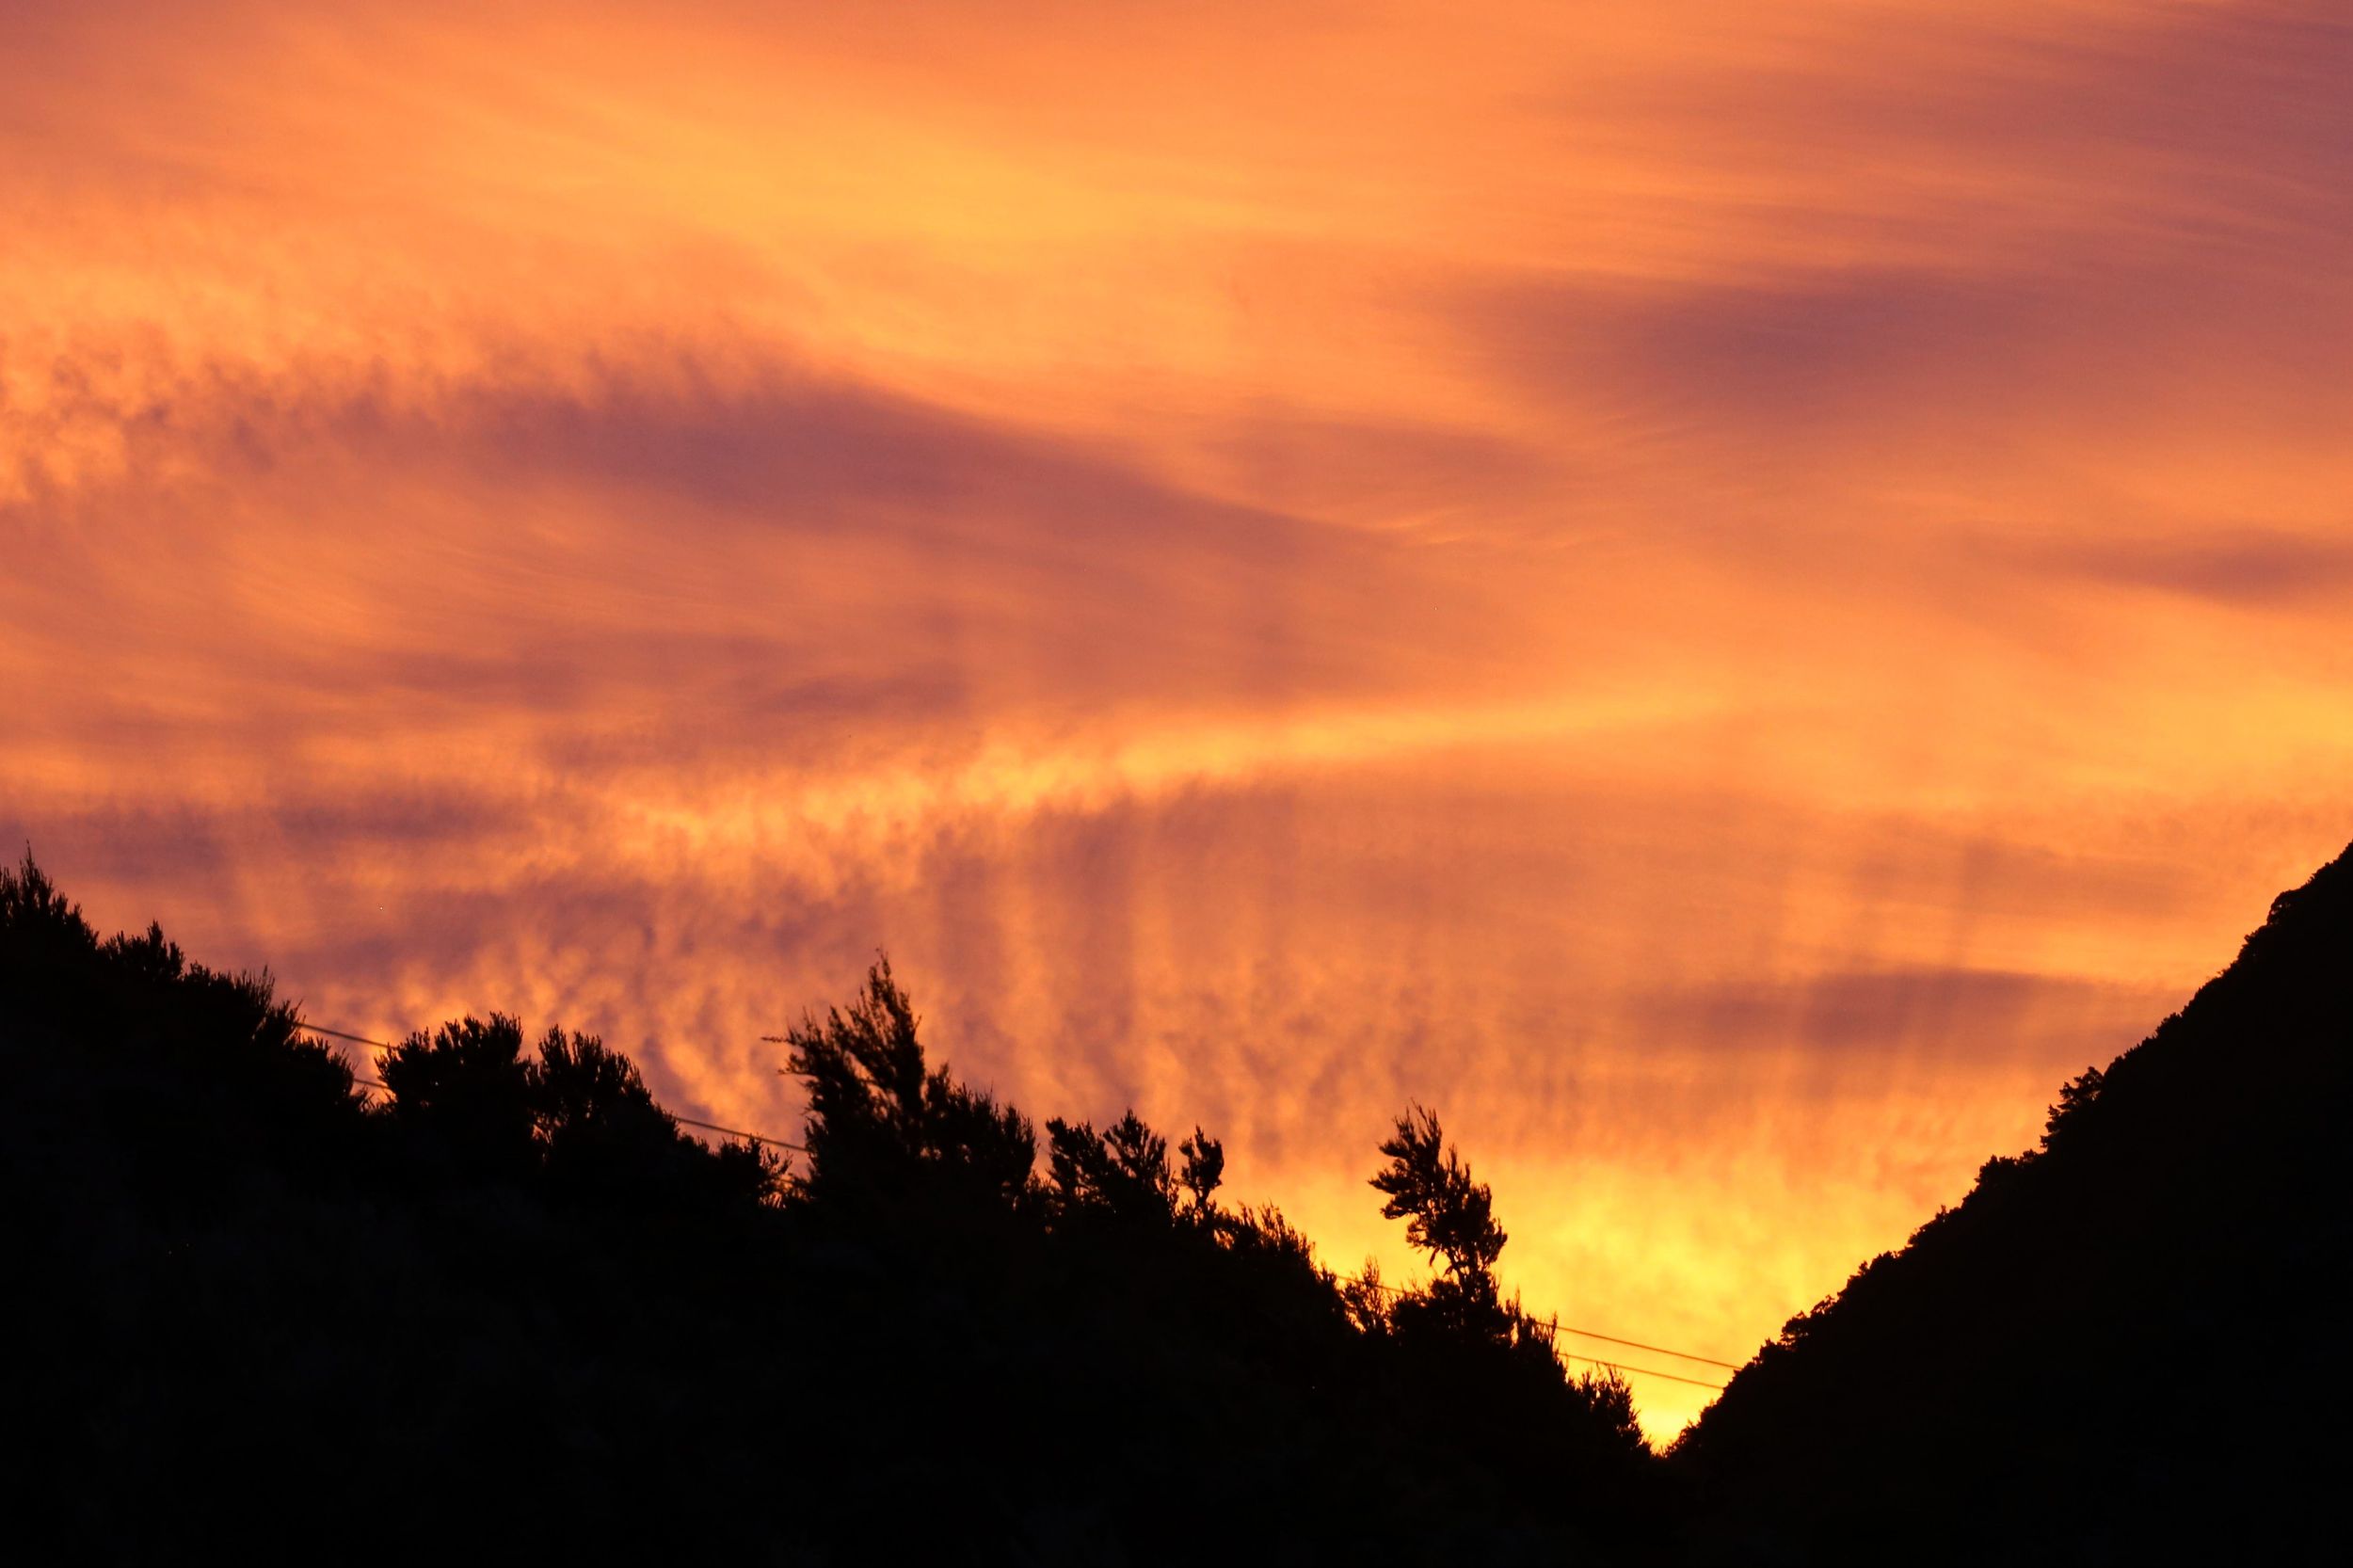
[6,0,2351,1436]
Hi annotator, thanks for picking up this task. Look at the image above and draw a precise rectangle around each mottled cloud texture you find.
[6,0,2350,1434]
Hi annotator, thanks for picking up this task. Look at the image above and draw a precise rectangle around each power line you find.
[1338,1272,1739,1373]
[1558,1353,1725,1391]
[672,1112,804,1149]
[1552,1329,1739,1372]
[296,1017,1736,1386]
[293,1020,808,1152]
[298,1022,399,1048]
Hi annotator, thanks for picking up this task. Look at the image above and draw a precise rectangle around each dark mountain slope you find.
[1676,843,2353,1561]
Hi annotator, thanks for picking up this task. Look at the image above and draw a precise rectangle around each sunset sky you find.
[6,0,2350,1434]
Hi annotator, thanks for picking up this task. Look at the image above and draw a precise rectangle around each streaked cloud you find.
[5,0,2349,1437]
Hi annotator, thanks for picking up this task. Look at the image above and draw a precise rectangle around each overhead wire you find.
[1560,1355,1725,1390]
[1339,1274,1737,1379]
[294,1016,1738,1388]
[1336,1274,1732,1385]
[293,1020,808,1151]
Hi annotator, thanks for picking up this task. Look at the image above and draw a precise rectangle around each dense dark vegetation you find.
[9,841,2349,1561]
[3,856,1643,1563]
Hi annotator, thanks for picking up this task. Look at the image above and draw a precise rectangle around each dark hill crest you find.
[1674,840,2353,1562]
[9,842,2351,1560]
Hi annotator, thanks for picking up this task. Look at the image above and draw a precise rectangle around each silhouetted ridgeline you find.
[2,856,1645,1563]
[10,846,2349,1562]
[1673,843,2353,1562]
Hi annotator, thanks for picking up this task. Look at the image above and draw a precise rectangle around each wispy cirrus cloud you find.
[6,0,2351,1439]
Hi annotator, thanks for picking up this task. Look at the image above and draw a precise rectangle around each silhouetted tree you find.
[1363,1099,1654,1512]
[778,956,1035,1211]
[1178,1126,1225,1221]
[530,1025,771,1205]
[380,1013,536,1179]
[1048,1108,1179,1223]
[1373,1104,1507,1283]
[2039,1062,2105,1151]
[1372,1103,1513,1342]
[531,1026,663,1138]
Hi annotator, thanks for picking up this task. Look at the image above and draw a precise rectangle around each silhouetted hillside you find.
[21,841,2350,1563]
[2,856,1648,1563]
[1674,843,2353,1562]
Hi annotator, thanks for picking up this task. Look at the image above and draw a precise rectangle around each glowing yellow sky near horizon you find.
[6,0,2352,1437]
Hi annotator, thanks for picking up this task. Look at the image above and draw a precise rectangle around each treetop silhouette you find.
[16,838,2347,1562]
[1373,1102,1508,1285]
